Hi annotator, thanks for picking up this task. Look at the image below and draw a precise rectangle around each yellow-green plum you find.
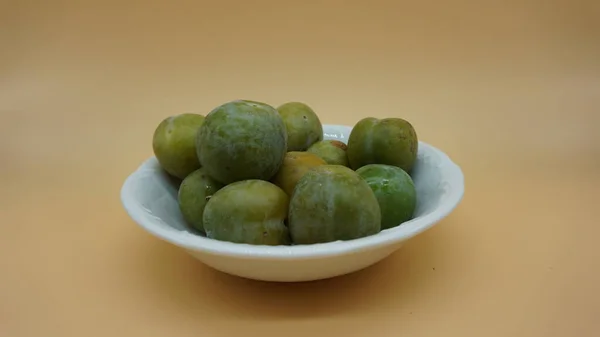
[177,168,225,234]
[152,113,205,179]
[277,102,323,151]
[203,180,291,245]
[272,151,326,196]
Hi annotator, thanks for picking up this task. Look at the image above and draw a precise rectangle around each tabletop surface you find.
[2,1,599,336]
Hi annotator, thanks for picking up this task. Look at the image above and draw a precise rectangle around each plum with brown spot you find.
[307,140,350,167]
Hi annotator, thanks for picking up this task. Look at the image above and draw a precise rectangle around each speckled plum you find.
[196,100,287,184]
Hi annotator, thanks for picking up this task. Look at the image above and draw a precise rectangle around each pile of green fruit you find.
[152,100,419,246]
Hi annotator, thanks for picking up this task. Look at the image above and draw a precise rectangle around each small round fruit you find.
[177,168,225,234]
[347,117,418,173]
[196,100,287,185]
[277,102,323,151]
[356,164,417,230]
[307,140,349,167]
[152,113,205,179]
[203,180,290,245]
[288,165,381,244]
[272,151,326,196]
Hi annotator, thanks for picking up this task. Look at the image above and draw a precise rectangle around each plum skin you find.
[196,100,288,185]
[202,180,291,245]
[288,165,381,244]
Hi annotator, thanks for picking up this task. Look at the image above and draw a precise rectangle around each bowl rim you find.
[120,124,465,260]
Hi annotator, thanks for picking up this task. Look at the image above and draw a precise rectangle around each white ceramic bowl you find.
[120,124,464,282]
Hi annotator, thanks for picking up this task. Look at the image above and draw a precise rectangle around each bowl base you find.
[185,244,402,282]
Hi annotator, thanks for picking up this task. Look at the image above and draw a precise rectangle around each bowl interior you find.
[121,124,464,257]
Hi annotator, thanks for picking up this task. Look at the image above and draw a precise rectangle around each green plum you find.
[203,180,291,245]
[347,117,418,173]
[277,102,323,151]
[196,100,287,185]
[177,168,225,234]
[152,113,205,179]
[306,140,349,167]
[288,165,381,244]
[356,164,417,230]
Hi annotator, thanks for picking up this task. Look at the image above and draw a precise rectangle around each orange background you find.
[1,1,599,336]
